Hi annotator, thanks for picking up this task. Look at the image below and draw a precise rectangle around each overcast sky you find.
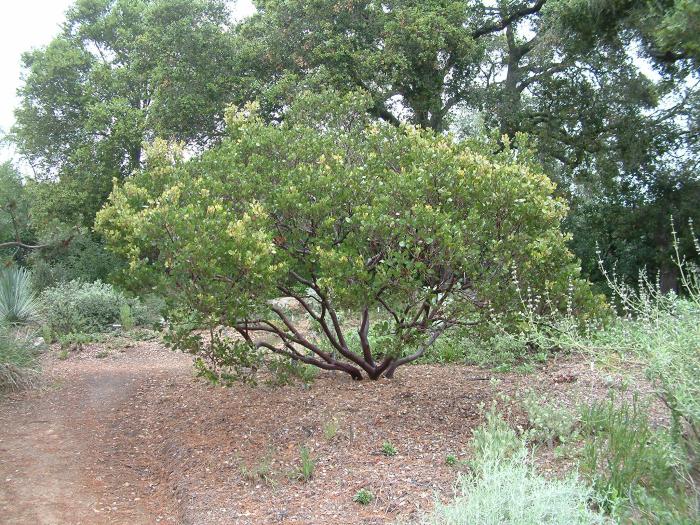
[0,0,255,163]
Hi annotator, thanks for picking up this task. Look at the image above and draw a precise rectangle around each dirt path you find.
[0,339,190,525]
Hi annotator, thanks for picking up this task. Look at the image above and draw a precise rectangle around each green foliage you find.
[567,180,700,288]
[58,332,104,352]
[138,294,166,328]
[421,452,606,524]
[28,233,125,291]
[230,0,699,288]
[322,418,340,441]
[0,162,33,263]
[293,446,315,482]
[525,226,700,523]
[165,326,264,386]
[445,454,458,467]
[353,488,374,505]
[267,358,318,387]
[557,223,700,464]
[579,395,694,522]
[422,327,552,372]
[39,280,148,335]
[471,405,523,464]
[7,0,698,304]
[381,441,397,457]
[522,392,579,448]
[40,324,53,344]
[654,0,700,68]
[233,0,483,132]
[97,91,599,381]
[0,267,39,325]
[0,324,40,392]
[119,304,135,331]
[418,409,605,525]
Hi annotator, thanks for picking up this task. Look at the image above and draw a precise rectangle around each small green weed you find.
[521,391,579,447]
[240,453,275,485]
[57,349,69,360]
[291,446,315,482]
[41,325,54,344]
[445,454,458,466]
[323,417,340,440]
[353,488,374,505]
[381,441,397,456]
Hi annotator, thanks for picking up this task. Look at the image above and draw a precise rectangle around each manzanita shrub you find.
[96,91,601,381]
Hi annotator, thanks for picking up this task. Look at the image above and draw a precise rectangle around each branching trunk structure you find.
[231,271,465,380]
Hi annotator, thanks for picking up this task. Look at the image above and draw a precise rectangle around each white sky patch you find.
[0,0,74,155]
[0,0,256,163]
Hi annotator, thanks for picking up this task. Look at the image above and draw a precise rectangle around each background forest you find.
[2,0,699,288]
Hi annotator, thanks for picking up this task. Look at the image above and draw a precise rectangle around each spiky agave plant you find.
[0,266,40,325]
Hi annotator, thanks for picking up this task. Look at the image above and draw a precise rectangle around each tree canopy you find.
[12,0,237,225]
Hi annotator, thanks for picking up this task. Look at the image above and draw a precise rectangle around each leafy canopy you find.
[231,0,700,286]
[97,91,600,380]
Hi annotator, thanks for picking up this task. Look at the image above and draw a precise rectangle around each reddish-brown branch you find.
[358,308,375,367]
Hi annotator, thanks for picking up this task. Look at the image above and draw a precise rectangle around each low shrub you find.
[28,233,124,292]
[57,332,104,352]
[267,357,319,387]
[470,406,522,463]
[421,327,549,373]
[417,409,606,525]
[119,304,135,331]
[579,394,695,522]
[39,280,154,335]
[521,392,579,447]
[138,294,166,328]
[0,324,40,392]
